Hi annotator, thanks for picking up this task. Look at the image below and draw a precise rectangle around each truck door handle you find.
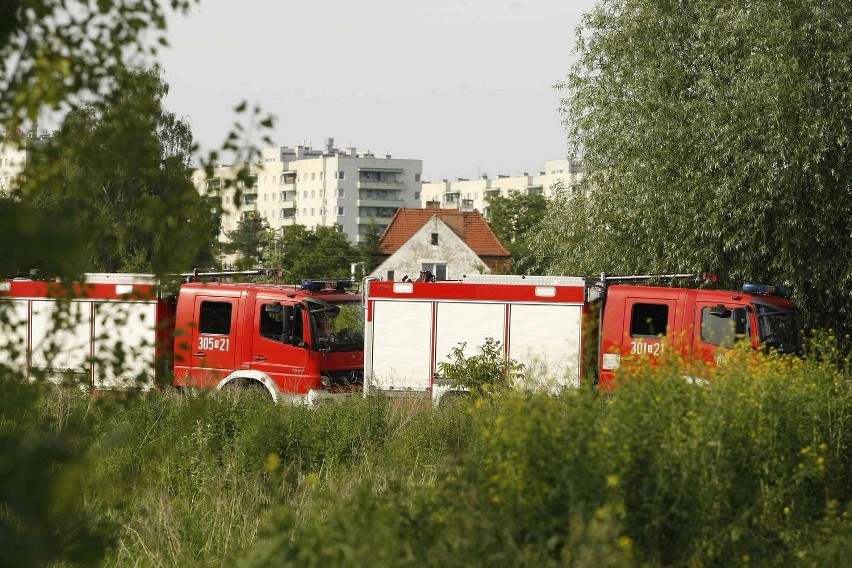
[192,352,205,357]
[253,355,267,361]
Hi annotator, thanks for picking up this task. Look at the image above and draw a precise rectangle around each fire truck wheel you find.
[223,378,273,401]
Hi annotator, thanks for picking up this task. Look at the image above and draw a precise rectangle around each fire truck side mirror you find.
[709,304,731,318]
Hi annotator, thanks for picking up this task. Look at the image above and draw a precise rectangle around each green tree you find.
[358,217,384,274]
[28,66,217,273]
[267,224,358,281]
[1,2,204,565]
[538,0,852,331]
[486,189,549,274]
[225,213,274,269]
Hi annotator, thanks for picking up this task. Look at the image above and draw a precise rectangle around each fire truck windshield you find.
[754,301,803,354]
[309,301,365,352]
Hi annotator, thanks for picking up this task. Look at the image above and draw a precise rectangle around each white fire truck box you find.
[0,274,161,390]
[364,275,595,402]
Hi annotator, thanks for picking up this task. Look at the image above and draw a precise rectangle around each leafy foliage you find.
[485,189,549,273]
[357,217,384,275]
[262,224,359,281]
[537,0,852,331]
[24,66,217,273]
[0,0,197,133]
[225,212,274,269]
[0,380,110,566]
[438,338,524,396]
[242,341,852,567]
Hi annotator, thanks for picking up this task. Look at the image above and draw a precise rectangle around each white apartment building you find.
[194,138,422,244]
[420,158,584,217]
[0,128,50,196]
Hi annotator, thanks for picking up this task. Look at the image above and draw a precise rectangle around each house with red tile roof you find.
[369,209,511,281]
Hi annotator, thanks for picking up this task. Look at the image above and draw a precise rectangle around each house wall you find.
[370,217,490,281]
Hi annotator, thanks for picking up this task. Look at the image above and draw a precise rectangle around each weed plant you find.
[2,335,851,566]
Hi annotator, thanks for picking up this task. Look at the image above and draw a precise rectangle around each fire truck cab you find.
[597,280,802,390]
[172,279,364,402]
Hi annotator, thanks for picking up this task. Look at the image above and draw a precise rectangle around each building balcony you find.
[357,215,394,225]
[356,180,405,191]
[280,200,296,210]
[355,198,405,208]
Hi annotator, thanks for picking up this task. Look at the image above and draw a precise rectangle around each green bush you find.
[3,336,850,567]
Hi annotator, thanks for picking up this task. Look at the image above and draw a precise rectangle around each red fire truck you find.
[0,271,365,403]
[362,274,802,401]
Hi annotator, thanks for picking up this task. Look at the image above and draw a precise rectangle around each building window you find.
[421,263,447,281]
[337,206,344,216]
[431,233,439,245]
[303,191,307,198]
[334,171,345,180]
[319,172,324,181]
[415,173,421,182]
[311,172,316,181]
[338,188,345,198]
[414,191,420,200]
[311,190,315,198]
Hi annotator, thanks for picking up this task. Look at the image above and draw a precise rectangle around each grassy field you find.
[2,338,852,567]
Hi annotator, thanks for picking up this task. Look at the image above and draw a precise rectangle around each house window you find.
[431,233,439,245]
[421,263,447,281]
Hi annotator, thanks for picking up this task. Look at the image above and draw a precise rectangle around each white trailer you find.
[0,274,164,390]
[363,275,598,402]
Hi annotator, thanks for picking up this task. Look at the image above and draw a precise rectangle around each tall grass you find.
[2,336,851,566]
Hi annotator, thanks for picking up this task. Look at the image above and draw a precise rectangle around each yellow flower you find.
[265,452,280,473]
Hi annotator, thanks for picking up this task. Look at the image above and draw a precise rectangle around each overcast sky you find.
[157,0,598,181]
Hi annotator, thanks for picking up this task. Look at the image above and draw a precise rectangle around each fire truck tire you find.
[222,377,274,401]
